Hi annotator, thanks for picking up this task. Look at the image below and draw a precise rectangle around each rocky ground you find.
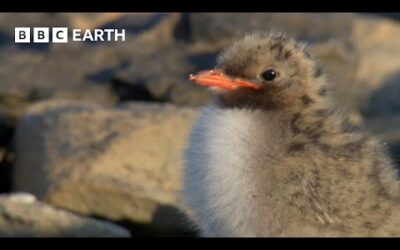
[0,13,400,237]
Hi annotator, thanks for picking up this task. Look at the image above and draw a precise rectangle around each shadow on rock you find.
[86,61,131,84]
[187,52,218,71]
[173,13,191,43]
[92,204,199,237]
[111,78,159,102]
[151,204,199,237]
[91,205,199,237]
[362,72,400,118]
[369,13,400,22]
[0,150,13,194]
[388,142,400,171]
[362,72,400,170]
[0,114,15,194]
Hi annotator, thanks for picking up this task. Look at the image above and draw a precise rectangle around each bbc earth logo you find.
[15,27,126,43]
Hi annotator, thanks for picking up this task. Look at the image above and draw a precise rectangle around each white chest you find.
[183,107,285,236]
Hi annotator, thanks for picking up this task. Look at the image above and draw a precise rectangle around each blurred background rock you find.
[0,12,399,237]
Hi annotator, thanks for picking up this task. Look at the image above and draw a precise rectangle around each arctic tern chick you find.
[183,32,400,237]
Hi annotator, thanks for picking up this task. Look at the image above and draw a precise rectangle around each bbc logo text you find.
[15,27,126,43]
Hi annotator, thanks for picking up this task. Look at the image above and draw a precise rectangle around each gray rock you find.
[0,44,120,105]
[114,44,211,106]
[187,13,354,46]
[350,15,400,112]
[60,13,131,30]
[0,13,183,110]
[370,13,400,22]
[98,13,172,35]
[14,100,199,233]
[0,192,130,237]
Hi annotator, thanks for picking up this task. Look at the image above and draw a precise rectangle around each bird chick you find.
[183,31,400,237]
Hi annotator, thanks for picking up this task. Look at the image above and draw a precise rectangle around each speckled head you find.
[189,32,331,111]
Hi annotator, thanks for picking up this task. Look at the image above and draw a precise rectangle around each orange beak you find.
[189,69,261,91]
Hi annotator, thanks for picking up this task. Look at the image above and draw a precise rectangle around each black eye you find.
[261,69,277,82]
